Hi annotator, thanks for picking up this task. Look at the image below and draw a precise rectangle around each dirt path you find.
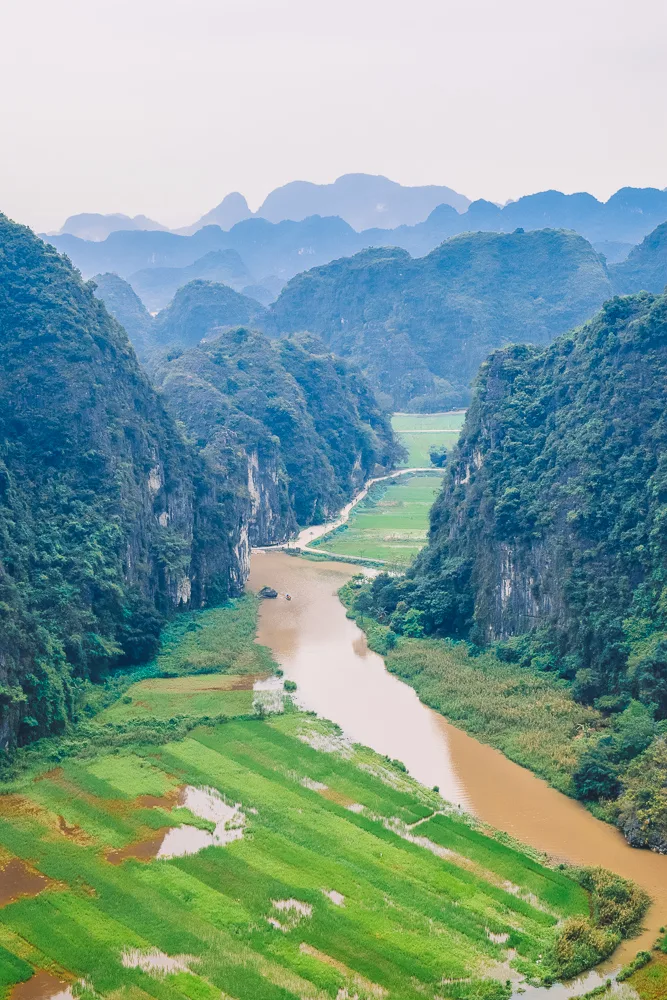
[281,467,438,558]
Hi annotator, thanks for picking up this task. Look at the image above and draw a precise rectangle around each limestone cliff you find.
[0,216,248,746]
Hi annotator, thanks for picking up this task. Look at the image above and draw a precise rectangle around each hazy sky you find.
[2,0,666,232]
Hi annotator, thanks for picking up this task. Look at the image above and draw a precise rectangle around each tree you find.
[634,641,667,719]
[429,445,447,468]
[573,746,620,801]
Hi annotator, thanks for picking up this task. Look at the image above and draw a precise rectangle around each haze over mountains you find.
[92,215,667,412]
[56,174,472,240]
[47,180,667,326]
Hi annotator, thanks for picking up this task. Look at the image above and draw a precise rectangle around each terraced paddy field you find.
[392,411,466,468]
[310,472,444,567]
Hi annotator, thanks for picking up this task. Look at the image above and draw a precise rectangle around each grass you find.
[392,412,467,432]
[627,951,667,999]
[383,637,602,795]
[99,675,259,724]
[150,596,275,677]
[310,472,443,568]
[0,597,630,1000]
[391,411,465,467]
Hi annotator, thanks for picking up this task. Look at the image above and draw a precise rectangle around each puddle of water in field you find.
[0,858,52,907]
[121,948,194,974]
[106,785,246,863]
[9,973,73,1000]
[252,674,284,713]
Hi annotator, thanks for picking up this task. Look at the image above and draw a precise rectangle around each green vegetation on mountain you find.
[611,222,667,295]
[0,596,647,1000]
[149,327,400,539]
[348,291,667,849]
[92,272,154,356]
[270,230,612,409]
[0,216,247,748]
[151,280,267,354]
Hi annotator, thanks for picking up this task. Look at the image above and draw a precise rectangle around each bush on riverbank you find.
[548,868,648,981]
[549,916,618,982]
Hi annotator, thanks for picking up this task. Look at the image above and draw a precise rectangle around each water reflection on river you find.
[249,549,667,979]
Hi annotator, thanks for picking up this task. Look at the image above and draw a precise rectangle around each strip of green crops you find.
[391,411,465,467]
[310,473,444,567]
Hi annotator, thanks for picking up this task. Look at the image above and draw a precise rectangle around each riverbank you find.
[0,592,636,1000]
[249,550,667,999]
[308,471,444,568]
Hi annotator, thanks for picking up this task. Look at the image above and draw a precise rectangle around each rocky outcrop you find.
[0,215,248,746]
[149,327,400,546]
[246,446,297,546]
[414,292,667,688]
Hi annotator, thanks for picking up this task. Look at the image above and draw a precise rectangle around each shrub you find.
[548,916,618,981]
[573,747,620,801]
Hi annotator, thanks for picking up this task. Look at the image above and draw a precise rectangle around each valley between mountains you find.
[2,199,667,1000]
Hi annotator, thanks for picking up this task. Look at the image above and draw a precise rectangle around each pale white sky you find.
[2,0,666,232]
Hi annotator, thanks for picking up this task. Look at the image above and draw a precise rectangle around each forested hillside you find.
[0,216,248,747]
[149,328,399,541]
[92,272,154,356]
[270,230,612,409]
[356,290,667,846]
[611,221,667,295]
[150,280,267,356]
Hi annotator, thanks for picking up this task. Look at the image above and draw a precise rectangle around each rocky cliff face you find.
[0,215,248,746]
[269,230,613,410]
[149,328,400,545]
[414,292,667,693]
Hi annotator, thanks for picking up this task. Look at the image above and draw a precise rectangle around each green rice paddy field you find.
[0,710,600,1000]
[0,600,649,1000]
[392,411,466,468]
[311,472,443,567]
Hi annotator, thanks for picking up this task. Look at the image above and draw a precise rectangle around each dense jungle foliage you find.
[149,327,400,536]
[92,272,154,357]
[151,279,268,355]
[0,217,247,748]
[350,291,667,847]
[610,221,667,296]
[269,229,612,410]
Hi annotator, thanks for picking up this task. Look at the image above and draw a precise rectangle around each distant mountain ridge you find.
[128,249,254,312]
[47,186,667,298]
[610,221,667,295]
[55,212,168,241]
[94,228,613,413]
[269,229,613,410]
[252,174,471,229]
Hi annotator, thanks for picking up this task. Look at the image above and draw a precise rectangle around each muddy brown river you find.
[249,549,667,993]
